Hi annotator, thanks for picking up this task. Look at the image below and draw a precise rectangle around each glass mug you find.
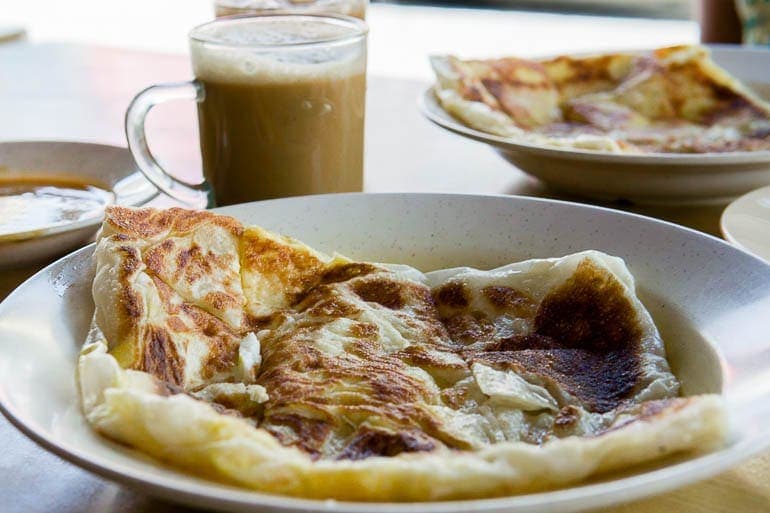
[215,0,368,20]
[125,15,368,207]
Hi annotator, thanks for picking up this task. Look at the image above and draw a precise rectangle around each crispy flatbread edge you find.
[78,326,727,502]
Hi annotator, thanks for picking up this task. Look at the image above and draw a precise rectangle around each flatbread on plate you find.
[431,45,770,154]
[78,206,726,501]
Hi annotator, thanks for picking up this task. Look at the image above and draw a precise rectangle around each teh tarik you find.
[190,16,367,205]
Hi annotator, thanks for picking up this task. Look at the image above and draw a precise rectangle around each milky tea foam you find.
[214,0,367,20]
[190,16,367,205]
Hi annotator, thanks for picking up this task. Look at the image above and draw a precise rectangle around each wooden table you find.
[0,42,767,513]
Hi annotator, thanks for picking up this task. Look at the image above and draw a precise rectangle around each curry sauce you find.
[0,174,114,237]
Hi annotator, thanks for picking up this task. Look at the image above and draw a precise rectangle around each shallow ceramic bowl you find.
[721,184,770,261]
[0,141,158,269]
[420,46,770,205]
[1,193,770,513]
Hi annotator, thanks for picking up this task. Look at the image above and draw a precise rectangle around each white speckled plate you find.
[420,45,770,205]
[0,141,158,270]
[721,185,770,261]
[2,193,770,513]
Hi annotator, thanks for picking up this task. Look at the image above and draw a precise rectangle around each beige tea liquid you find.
[191,16,367,205]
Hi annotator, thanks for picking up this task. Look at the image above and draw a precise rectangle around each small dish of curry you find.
[0,174,114,239]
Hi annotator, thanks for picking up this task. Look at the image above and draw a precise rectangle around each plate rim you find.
[720,184,770,260]
[2,192,770,512]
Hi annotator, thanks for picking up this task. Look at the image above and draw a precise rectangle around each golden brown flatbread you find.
[431,45,770,153]
[78,206,726,501]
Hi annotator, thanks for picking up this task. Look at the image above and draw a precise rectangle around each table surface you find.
[0,41,768,513]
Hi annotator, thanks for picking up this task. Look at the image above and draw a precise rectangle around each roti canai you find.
[78,206,726,501]
[431,45,770,154]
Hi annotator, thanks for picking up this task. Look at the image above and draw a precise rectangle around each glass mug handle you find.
[124,80,215,208]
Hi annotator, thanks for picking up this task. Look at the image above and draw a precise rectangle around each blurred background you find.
[1,0,699,80]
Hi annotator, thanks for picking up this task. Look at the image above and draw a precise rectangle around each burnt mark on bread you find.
[308,296,361,318]
[440,384,472,409]
[543,54,629,93]
[142,325,184,386]
[553,405,580,432]
[143,239,174,274]
[534,259,641,352]
[182,310,241,380]
[474,348,639,413]
[395,345,465,370]
[399,283,451,341]
[433,282,470,309]
[434,285,537,348]
[241,228,327,303]
[175,245,210,281]
[166,316,188,332]
[264,413,333,459]
[443,312,496,346]
[369,370,423,404]
[142,238,243,325]
[471,260,643,413]
[115,245,144,334]
[352,278,406,309]
[204,291,239,314]
[104,206,243,239]
[175,245,237,287]
[257,308,443,426]
[294,285,362,318]
[492,57,552,84]
[105,206,172,238]
[245,312,283,332]
[482,285,536,317]
[148,274,241,382]
[146,240,233,289]
[348,322,379,341]
[337,427,437,460]
[321,263,380,284]
[484,333,559,352]
[200,334,240,380]
[394,346,467,389]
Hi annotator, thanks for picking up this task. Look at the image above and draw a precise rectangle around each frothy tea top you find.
[190,16,366,84]
[191,16,364,47]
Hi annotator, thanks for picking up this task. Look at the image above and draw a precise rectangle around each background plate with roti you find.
[420,45,770,205]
